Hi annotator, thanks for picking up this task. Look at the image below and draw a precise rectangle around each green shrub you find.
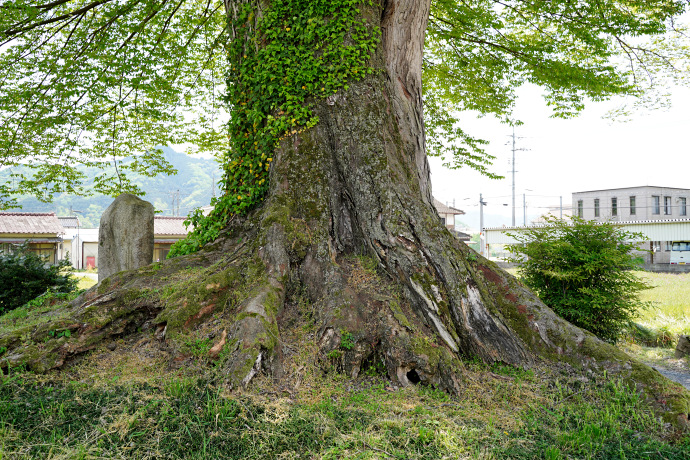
[623,322,676,348]
[507,216,651,343]
[0,243,77,314]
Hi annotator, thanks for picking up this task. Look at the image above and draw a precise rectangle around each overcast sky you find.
[428,84,690,231]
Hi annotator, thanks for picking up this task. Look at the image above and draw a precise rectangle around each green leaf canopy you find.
[0,0,687,207]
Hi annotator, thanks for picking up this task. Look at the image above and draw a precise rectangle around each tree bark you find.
[0,0,688,428]
[250,0,534,382]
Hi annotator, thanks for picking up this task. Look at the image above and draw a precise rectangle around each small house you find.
[0,212,65,264]
[153,216,188,261]
[433,198,470,241]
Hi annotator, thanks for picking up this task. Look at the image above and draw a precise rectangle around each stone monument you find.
[675,335,690,359]
[98,194,154,282]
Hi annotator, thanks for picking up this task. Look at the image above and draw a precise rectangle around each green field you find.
[636,272,690,338]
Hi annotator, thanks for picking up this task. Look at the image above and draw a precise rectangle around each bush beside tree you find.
[0,244,77,315]
[508,217,651,343]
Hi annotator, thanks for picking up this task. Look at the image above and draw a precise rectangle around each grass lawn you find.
[1,360,687,459]
[617,271,690,379]
[0,268,688,458]
[72,273,98,291]
[636,272,690,339]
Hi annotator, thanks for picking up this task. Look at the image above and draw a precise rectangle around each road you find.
[652,366,690,391]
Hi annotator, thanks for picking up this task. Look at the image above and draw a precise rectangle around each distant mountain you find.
[4,147,222,228]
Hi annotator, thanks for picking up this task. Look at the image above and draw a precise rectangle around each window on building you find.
[27,243,55,264]
[594,199,600,217]
[666,241,672,251]
[630,196,636,215]
[673,242,690,251]
[577,200,583,218]
[0,243,15,254]
[611,197,617,216]
[681,197,687,216]
[652,195,660,214]
[664,196,672,215]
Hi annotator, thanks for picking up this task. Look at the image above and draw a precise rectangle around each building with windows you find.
[433,198,470,241]
[570,186,690,264]
[482,186,690,268]
[153,216,188,261]
[572,186,689,222]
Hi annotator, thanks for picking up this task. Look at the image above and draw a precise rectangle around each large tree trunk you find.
[1,0,688,427]
[253,0,534,385]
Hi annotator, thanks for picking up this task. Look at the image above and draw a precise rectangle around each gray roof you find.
[0,212,64,235]
[433,198,465,215]
[154,216,188,236]
[573,185,690,194]
[452,230,471,241]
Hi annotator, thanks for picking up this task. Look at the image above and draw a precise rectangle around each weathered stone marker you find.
[676,335,690,359]
[98,194,154,282]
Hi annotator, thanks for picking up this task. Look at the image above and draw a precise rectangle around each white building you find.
[56,216,100,269]
[484,186,690,266]
[572,186,689,222]
[571,186,690,264]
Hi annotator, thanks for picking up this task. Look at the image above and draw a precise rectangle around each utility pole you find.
[523,194,526,226]
[479,193,487,257]
[508,126,527,227]
[511,127,516,226]
[168,190,181,216]
[169,191,175,216]
[71,207,82,269]
[560,196,563,219]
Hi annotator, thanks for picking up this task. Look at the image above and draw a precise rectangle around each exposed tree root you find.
[0,217,688,429]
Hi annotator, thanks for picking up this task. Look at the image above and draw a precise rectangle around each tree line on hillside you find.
[0,147,220,227]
